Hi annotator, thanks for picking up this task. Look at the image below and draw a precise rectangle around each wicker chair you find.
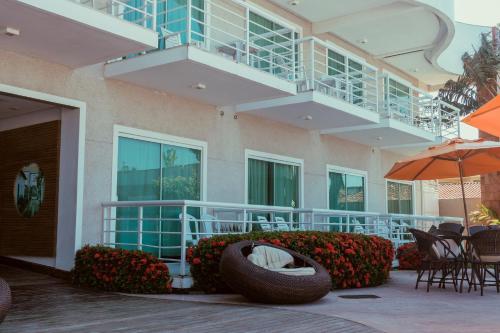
[438,222,464,235]
[409,228,462,292]
[0,278,11,324]
[219,240,332,304]
[468,229,500,296]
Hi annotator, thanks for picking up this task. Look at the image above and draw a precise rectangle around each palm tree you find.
[438,26,500,218]
[438,27,499,116]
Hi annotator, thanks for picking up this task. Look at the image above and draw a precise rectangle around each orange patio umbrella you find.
[385,138,500,230]
[463,95,500,137]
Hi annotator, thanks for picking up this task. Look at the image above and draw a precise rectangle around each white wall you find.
[0,49,439,253]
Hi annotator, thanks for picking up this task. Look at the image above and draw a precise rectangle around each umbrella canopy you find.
[385,138,500,181]
[385,138,500,230]
[463,95,500,137]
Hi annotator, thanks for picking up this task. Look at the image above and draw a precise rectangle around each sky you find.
[455,0,500,26]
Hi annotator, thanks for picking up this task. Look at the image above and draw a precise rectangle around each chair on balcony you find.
[179,213,217,245]
[160,27,182,49]
[257,216,273,232]
[351,218,365,234]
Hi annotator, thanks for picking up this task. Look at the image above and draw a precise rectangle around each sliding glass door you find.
[116,136,202,257]
[387,181,413,214]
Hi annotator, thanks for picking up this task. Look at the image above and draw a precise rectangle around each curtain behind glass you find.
[345,174,364,211]
[329,172,346,210]
[248,158,270,205]
[328,50,345,76]
[116,138,161,252]
[399,183,413,214]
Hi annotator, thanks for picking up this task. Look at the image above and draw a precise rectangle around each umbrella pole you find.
[458,159,470,232]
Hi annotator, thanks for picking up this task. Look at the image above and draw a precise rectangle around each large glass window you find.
[387,78,411,117]
[328,171,365,212]
[387,181,413,214]
[247,158,300,208]
[116,136,202,256]
[249,12,296,77]
[159,0,205,47]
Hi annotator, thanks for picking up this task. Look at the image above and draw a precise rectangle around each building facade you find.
[0,0,489,273]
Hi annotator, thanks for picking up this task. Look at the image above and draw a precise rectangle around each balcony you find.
[236,37,380,130]
[101,199,462,284]
[0,0,159,67]
[104,0,297,106]
[323,75,461,150]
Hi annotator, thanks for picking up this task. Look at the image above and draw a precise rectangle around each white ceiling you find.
[270,0,455,86]
[0,0,157,67]
[0,93,58,119]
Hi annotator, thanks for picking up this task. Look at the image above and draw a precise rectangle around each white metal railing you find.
[101,199,463,276]
[72,0,157,29]
[381,74,460,137]
[296,37,379,112]
[154,0,296,81]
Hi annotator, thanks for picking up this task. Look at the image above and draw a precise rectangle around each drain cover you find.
[338,294,380,299]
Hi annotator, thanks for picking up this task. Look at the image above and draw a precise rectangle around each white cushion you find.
[269,267,316,276]
[247,253,268,268]
[252,246,294,269]
[432,239,461,259]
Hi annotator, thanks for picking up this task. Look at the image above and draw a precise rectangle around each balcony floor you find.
[236,91,380,130]
[104,45,297,106]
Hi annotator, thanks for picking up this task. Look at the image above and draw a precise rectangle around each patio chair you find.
[160,27,182,49]
[468,230,500,296]
[438,222,464,235]
[257,216,273,232]
[409,228,462,292]
[178,213,201,245]
[274,216,292,231]
[469,225,488,236]
[351,218,365,234]
[0,278,10,324]
[200,213,219,236]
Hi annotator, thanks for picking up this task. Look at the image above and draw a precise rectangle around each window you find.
[328,168,366,212]
[386,77,411,117]
[113,127,206,256]
[327,50,365,105]
[158,0,205,47]
[249,12,297,77]
[246,151,302,208]
[387,181,413,214]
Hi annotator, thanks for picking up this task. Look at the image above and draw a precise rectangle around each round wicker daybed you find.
[219,240,332,304]
[0,278,11,324]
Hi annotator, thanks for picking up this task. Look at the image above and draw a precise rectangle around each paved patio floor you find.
[136,271,500,333]
[0,265,378,333]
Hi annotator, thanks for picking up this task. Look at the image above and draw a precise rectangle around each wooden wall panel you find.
[0,121,60,257]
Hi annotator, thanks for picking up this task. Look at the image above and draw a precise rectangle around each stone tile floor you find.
[136,271,500,333]
[0,265,378,333]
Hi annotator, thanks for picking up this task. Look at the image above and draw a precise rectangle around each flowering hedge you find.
[72,245,172,293]
[396,242,422,270]
[187,231,393,292]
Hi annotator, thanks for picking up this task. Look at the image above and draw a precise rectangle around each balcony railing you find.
[101,199,463,276]
[296,37,379,113]
[72,0,157,28]
[381,75,461,137]
[154,0,296,81]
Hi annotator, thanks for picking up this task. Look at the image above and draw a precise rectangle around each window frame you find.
[385,179,416,215]
[111,125,208,202]
[244,149,304,208]
[326,165,368,212]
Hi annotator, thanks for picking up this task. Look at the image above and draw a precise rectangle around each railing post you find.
[243,209,247,233]
[311,211,315,230]
[375,71,379,114]
[437,100,443,137]
[152,0,157,31]
[289,211,294,230]
[180,204,188,276]
[186,0,192,45]
[309,39,315,90]
[137,206,143,251]
[346,214,350,233]
[245,6,250,66]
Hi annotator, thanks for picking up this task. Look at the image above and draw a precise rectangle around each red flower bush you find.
[396,243,422,270]
[187,231,393,292]
[396,242,422,270]
[72,245,172,293]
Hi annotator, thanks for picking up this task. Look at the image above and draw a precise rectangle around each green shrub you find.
[396,242,422,270]
[187,231,393,292]
[72,245,172,293]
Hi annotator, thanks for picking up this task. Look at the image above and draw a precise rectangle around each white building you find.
[0,0,490,279]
